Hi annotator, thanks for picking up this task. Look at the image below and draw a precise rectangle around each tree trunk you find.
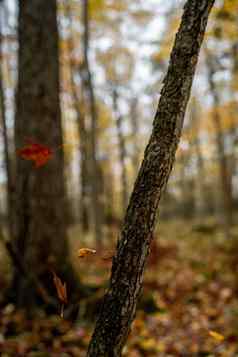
[112,88,129,214]
[87,0,215,355]
[130,97,140,178]
[64,1,91,233]
[190,98,208,218]
[82,0,103,245]
[0,4,14,236]
[205,49,233,239]
[12,0,77,308]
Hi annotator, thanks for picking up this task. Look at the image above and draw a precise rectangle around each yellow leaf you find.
[209,330,225,342]
[140,338,157,351]
[78,248,96,258]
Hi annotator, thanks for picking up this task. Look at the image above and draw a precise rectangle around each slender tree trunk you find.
[64,1,90,232]
[112,88,129,214]
[0,4,14,236]
[205,50,233,239]
[87,1,215,355]
[82,0,103,245]
[130,97,140,178]
[190,98,208,218]
[230,41,238,187]
[12,0,77,308]
[178,153,191,217]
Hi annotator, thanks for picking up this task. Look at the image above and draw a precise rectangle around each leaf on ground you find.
[209,330,225,342]
[77,248,96,258]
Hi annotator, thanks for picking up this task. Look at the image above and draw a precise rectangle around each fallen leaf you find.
[209,330,225,342]
[78,248,96,258]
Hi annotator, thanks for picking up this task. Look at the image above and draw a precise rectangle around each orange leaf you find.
[78,248,96,258]
[52,271,67,305]
[209,330,225,342]
[17,140,53,168]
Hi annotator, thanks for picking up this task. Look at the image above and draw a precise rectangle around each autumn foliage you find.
[17,139,53,168]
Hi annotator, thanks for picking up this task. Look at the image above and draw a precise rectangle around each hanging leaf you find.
[78,248,96,258]
[52,271,68,305]
[17,139,53,168]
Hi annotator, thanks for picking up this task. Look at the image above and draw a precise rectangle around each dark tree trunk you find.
[205,49,233,239]
[12,0,77,308]
[82,0,103,245]
[112,88,129,214]
[87,0,215,355]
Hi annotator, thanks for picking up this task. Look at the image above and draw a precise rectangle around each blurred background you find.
[0,0,238,355]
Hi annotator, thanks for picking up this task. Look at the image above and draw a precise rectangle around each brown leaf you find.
[52,271,67,304]
[78,248,96,258]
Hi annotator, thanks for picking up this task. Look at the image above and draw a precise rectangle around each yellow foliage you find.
[208,0,238,40]
[96,46,134,84]
[202,101,237,134]
[151,16,181,64]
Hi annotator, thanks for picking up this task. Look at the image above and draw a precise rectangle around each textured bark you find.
[112,89,129,214]
[87,0,215,355]
[205,50,233,239]
[82,0,103,245]
[12,0,76,307]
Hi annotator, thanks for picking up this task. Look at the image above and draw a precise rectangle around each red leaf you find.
[17,140,53,168]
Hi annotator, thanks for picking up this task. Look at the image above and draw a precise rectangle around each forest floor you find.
[1,218,238,356]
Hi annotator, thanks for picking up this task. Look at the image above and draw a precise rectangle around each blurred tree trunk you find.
[87,0,215,355]
[82,0,103,245]
[130,97,140,178]
[64,1,90,233]
[76,109,91,233]
[190,98,208,218]
[112,88,129,214]
[230,41,238,186]
[205,50,233,239]
[0,4,14,235]
[12,0,77,308]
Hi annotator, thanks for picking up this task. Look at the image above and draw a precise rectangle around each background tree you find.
[82,0,103,245]
[12,0,77,308]
[0,0,14,235]
[205,48,233,239]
